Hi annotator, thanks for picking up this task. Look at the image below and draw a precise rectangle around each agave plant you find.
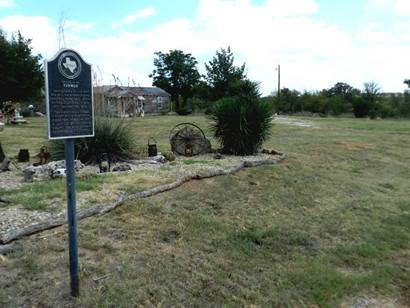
[49,117,136,163]
[209,96,273,155]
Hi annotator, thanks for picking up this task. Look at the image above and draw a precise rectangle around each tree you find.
[300,91,326,114]
[274,88,300,113]
[404,79,410,89]
[324,82,359,102]
[351,81,381,118]
[322,82,360,115]
[0,30,44,104]
[363,81,381,118]
[205,47,252,101]
[150,50,200,112]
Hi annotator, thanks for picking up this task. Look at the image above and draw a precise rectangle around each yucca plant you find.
[209,96,273,155]
[50,117,136,163]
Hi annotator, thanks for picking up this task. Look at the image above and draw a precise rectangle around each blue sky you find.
[1,0,409,94]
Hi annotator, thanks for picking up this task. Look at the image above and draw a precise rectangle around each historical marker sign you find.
[45,48,94,297]
[46,49,94,139]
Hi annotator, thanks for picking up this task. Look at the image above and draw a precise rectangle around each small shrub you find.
[20,108,32,117]
[191,97,212,113]
[176,97,192,115]
[50,117,136,163]
[162,151,176,162]
[176,107,192,115]
[209,96,273,155]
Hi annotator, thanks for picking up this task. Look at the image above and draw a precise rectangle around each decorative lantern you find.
[148,137,157,157]
[18,149,30,162]
[99,153,111,173]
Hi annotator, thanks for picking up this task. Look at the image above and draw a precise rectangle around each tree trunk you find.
[0,143,11,172]
[0,143,5,163]
[0,242,23,255]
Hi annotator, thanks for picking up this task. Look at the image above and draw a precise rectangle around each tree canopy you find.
[205,47,256,101]
[0,30,43,104]
[150,50,200,111]
[324,82,359,102]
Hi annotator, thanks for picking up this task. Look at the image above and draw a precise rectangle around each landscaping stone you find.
[152,154,166,163]
[23,159,84,182]
[51,168,66,178]
[213,153,223,159]
[112,164,132,172]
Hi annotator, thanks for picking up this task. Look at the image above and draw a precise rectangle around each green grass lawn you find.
[1,115,410,307]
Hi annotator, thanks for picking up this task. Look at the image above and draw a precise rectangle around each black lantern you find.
[18,149,30,162]
[148,137,157,157]
[98,153,111,173]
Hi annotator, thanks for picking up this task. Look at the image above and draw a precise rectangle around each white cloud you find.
[0,0,14,9]
[112,7,155,29]
[365,0,410,16]
[364,0,390,11]
[1,0,409,93]
[188,0,354,92]
[64,20,95,32]
[0,15,58,56]
[393,0,410,16]
[63,0,410,92]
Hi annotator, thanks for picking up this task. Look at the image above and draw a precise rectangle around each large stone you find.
[0,157,11,172]
[112,164,132,172]
[47,159,84,171]
[152,155,166,163]
[51,168,67,178]
[23,160,84,182]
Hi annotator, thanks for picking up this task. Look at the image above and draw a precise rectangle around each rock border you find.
[0,154,286,245]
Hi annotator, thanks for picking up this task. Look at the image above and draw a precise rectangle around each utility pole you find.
[277,64,281,98]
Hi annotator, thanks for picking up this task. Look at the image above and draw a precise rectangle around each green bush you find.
[209,96,273,155]
[20,108,32,117]
[176,107,192,115]
[50,117,136,163]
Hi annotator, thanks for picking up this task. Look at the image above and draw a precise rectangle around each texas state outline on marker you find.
[63,57,77,73]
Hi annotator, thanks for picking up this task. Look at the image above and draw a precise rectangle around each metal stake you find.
[65,139,79,297]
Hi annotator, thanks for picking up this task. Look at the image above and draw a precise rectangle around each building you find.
[94,85,171,117]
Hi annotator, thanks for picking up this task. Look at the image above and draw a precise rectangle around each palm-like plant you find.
[209,96,273,155]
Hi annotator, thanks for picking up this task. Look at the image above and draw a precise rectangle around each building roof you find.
[94,85,170,97]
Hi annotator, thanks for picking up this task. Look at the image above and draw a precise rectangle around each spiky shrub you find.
[50,117,136,163]
[209,96,273,155]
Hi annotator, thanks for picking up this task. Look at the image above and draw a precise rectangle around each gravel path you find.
[0,154,281,237]
[272,116,315,128]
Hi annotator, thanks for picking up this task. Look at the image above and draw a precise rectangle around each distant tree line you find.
[1,28,408,120]
[150,48,410,118]
[267,81,410,118]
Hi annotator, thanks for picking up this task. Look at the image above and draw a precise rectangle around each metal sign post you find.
[45,48,94,297]
[65,138,79,296]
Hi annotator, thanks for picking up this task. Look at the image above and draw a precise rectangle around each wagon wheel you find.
[169,123,207,156]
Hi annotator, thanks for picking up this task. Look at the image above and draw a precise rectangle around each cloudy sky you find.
[0,0,409,94]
